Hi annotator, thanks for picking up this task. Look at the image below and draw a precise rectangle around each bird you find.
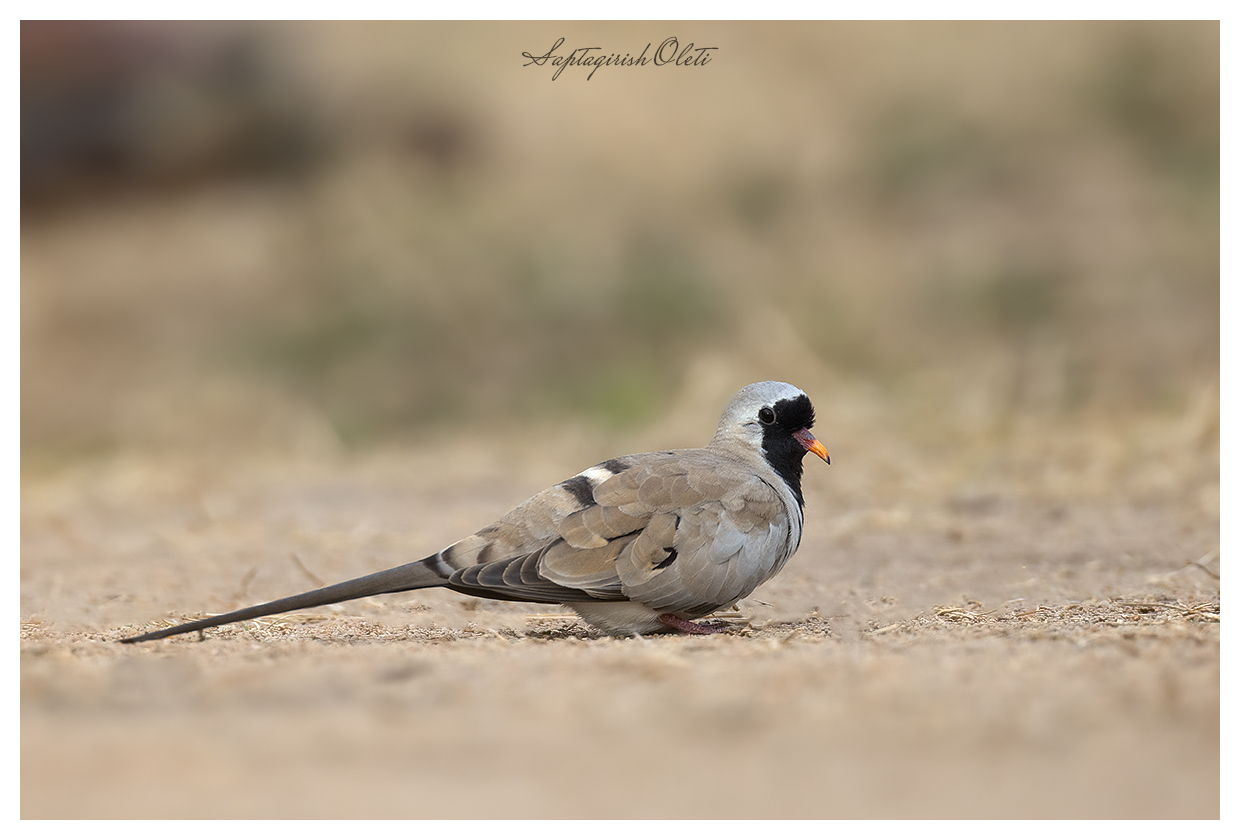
[119,381,829,642]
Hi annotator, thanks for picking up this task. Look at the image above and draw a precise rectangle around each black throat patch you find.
[760,393,816,509]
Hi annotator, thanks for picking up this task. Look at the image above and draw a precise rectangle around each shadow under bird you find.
[120,381,830,642]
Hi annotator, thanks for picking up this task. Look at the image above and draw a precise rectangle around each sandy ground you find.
[20,427,1219,819]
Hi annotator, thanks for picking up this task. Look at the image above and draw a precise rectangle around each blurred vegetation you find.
[20,21,1218,467]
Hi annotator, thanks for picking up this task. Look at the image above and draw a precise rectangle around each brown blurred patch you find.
[20,21,1218,461]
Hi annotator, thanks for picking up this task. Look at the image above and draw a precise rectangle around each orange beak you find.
[793,428,830,465]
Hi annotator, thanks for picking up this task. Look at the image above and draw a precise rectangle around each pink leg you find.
[657,614,728,635]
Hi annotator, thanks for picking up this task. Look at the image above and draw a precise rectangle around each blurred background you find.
[21,20,1219,475]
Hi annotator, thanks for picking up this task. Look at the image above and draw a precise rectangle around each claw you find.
[657,614,729,635]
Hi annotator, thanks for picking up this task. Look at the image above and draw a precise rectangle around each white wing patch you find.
[580,465,618,484]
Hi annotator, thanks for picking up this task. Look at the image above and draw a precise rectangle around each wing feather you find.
[435,450,795,616]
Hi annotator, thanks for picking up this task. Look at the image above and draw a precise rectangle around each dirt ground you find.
[20,413,1220,820]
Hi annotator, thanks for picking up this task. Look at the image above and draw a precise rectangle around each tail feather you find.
[118,557,446,643]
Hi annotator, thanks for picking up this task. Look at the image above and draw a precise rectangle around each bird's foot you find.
[657,614,728,635]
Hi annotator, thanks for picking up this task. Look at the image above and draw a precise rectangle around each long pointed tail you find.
[118,557,446,643]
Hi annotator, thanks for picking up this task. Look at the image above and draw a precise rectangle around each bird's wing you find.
[604,453,793,613]
[431,451,791,612]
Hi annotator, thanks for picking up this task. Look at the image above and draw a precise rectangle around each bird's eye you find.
[758,407,776,425]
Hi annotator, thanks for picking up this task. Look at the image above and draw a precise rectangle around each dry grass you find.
[21,22,1218,462]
